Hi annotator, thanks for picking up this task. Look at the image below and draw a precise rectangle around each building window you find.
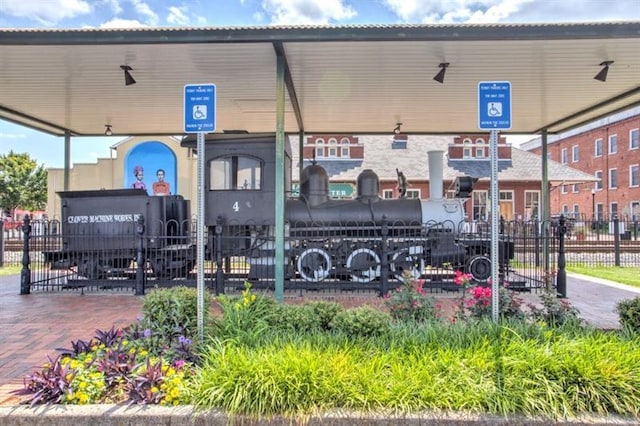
[572,184,579,193]
[572,145,579,162]
[609,168,618,189]
[561,148,568,164]
[561,184,568,194]
[596,203,604,220]
[475,147,485,158]
[595,138,603,157]
[406,189,420,199]
[463,138,472,158]
[316,147,324,158]
[524,191,540,219]
[328,138,337,157]
[630,129,639,150]
[630,164,639,187]
[562,204,569,215]
[472,191,487,220]
[595,170,603,190]
[382,189,394,199]
[608,134,618,154]
[611,202,618,218]
[631,201,640,220]
[210,155,262,190]
[340,138,350,157]
[572,204,580,219]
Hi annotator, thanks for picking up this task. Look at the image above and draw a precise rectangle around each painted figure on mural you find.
[152,168,171,195]
[131,165,146,190]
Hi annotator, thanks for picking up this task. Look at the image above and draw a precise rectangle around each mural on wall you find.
[125,141,177,195]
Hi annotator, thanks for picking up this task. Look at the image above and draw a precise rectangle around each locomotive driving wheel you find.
[390,247,425,281]
[346,248,380,283]
[467,255,492,282]
[296,248,332,282]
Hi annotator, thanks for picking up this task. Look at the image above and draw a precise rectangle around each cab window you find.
[210,156,262,190]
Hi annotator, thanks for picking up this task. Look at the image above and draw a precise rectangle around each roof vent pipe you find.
[427,150,444,200]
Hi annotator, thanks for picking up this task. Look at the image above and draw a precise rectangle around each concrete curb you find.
[1,405,639,425]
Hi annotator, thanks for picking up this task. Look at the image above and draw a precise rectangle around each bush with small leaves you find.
[528,291,582,327]
[616,296,640,334]
[329,306,391,338]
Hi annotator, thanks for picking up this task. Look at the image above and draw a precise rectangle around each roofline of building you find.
[520,105,640,150]
[1,22,638,45]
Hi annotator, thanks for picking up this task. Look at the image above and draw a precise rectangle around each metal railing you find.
[7,215,639,296]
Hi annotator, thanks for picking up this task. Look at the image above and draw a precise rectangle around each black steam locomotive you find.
[51,132,511,286]
[181,133,510,285]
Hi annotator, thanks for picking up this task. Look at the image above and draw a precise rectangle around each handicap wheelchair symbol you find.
[193,105,207,120]
[488,102,502,117]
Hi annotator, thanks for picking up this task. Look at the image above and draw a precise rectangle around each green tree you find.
[0,151,47,215]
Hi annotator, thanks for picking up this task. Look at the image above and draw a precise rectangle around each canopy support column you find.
[64,130,71,191]
[275,55,286,303]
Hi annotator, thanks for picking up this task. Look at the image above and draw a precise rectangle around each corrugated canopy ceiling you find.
[1,23,639,137]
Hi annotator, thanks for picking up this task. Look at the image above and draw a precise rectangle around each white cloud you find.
[383,0,640,24]
[130,0,159,26]
[167,6,189,26]
[1,0,91,25]
[100,18,148,28]
[261,0,356,25]
[0,133,27,139]
[101,0,123,15]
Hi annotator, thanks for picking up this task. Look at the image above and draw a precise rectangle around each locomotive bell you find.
[356,169,380,200]
[299,164,330,206]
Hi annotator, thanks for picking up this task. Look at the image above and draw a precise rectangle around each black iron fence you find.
[5,215,639,296]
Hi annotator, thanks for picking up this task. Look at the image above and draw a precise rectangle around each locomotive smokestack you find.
[427,150,444,200]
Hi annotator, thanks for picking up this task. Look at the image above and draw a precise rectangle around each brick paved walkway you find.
[1,272,639,406]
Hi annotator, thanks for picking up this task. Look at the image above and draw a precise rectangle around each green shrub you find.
[329,306,391,338]
[528,291,582,327]
[134,286,210,356]
[384,272,438,323]
[455,285,525,322]
[142,286,209,337]
[617,296,640,333]
[268,304,322,333]
[212,282,276,345]
[306,301,344,330]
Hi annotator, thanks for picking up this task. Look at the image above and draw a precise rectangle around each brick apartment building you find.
[521,106,640,221]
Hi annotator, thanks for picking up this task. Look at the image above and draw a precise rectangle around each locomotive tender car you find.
[182,132,511,285]
[52,189,194,279]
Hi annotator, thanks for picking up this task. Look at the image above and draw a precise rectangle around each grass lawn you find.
[567,266,640,288]
[0,265,21,276]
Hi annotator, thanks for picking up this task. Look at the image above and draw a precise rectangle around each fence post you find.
[215,216,224,295]
[534,218,540,267]
[556,214,567,298]
[613,216,620,267]
[0,222,4,268]
[20,214,31,295]
[379,218,389,297]
[135,215,145,296]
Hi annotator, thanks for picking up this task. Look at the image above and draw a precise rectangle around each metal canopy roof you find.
[1,22,639,137]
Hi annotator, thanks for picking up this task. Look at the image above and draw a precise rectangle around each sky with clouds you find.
[0,0,639,167]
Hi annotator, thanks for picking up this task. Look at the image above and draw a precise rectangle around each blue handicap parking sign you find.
[478,81,511,130]
[184,84,216,133]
